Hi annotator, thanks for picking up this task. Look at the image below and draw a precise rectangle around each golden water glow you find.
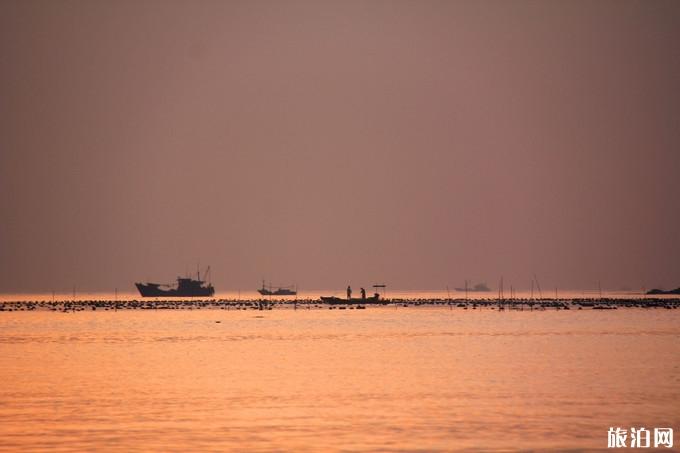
[1,307,678,451]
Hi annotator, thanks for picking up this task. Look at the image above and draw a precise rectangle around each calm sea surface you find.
[1,307,678,452]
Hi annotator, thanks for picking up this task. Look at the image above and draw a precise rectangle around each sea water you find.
[1,307,678,451]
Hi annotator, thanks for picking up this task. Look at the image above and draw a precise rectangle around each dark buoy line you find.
[0,297,678,312]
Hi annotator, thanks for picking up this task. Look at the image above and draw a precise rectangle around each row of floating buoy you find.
[0,297,678,312]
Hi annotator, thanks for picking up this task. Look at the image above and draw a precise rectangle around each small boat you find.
[257,280,297,296]
[454,282,491,292]
[646,287,680,295]
[320,294,383,305]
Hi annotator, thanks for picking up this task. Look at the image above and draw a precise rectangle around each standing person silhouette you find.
[360,287,366,299]
[347,286,352,300]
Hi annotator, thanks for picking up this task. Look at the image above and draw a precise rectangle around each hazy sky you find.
[1,0,679,293]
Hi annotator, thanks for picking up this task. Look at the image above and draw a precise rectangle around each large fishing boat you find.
[135,267,215,297]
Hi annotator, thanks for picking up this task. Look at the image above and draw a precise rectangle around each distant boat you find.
[455,282,491,292]
[646,287,680,295]
[257,280,297,296]
[136,267,214,297]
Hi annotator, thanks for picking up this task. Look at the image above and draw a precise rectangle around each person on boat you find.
[360,287,366,299]
[347,286,352,300]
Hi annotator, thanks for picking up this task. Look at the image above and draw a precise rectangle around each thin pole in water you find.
[498,277,504,305]
[533,274,543,299]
